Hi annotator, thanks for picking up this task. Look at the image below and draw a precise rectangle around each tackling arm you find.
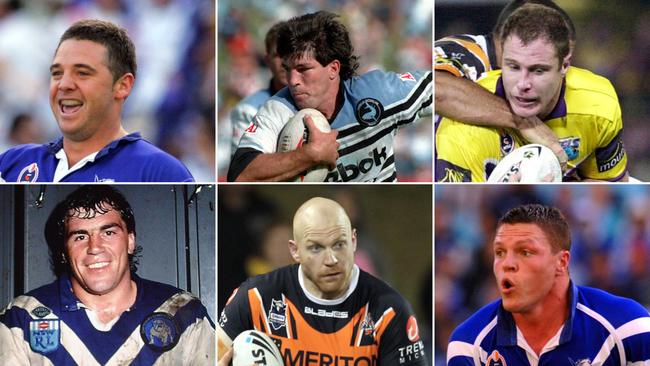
[435,70,567,167]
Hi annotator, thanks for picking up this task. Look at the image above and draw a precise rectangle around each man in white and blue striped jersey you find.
[447,204,650,366]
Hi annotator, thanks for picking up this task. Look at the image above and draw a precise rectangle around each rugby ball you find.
[232,330,283,366]
[277,108,331,182]
[487,144,562,182]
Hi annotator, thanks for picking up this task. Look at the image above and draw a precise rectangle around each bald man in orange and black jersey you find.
[217,197,426,366]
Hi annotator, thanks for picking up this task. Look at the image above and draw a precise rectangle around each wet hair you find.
[57,19,137,82]
[500,3,571,67]
[497,204,571,252]
[45,185,141,277]
[277,11,359,80]
[493,0,576,43]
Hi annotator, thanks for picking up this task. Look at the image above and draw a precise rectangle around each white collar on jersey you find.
[298,264,360,306]
[54,148,99,182]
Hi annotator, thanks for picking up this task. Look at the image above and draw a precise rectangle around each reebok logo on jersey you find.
[399,73,416,82]
[245,122,258,134]
[326,146,388,182]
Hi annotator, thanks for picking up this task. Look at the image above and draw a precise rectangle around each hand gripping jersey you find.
[230,70,432,182]
[434,34,498,81]
[0,132,194,182]
[219,264,427,365]
[436,67,628,182]
[447,283,650,366]
[0,274,215,365]
[229,83,274,157]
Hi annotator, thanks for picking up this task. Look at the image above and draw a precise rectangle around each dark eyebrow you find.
[100,222,121,231]
[67,229,89,239]
[50,63,98,73]
[66,222,122,239]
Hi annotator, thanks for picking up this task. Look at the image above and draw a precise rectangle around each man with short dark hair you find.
[436,4,628,182]
[228,11,432,182]
[0,186,214,365]
[447,203,650,365]
[0,19,194,182]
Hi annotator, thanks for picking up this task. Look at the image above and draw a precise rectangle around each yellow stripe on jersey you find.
[436,66,627,182]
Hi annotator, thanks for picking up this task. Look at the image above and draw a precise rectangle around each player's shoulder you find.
[476,69,502,92]
[565,67,620,121]
[0,143,52,164]
[449,299,501,343]
[236,87,274,110]
[356,269,413,310]
[351,69,430,88]
[576,285,650,326]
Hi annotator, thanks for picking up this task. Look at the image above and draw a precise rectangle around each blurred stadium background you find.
[219,185,433,364]
[0,0,215,181]
[436,0,650,181]
[217,0,432,181]
[435,185,650,364]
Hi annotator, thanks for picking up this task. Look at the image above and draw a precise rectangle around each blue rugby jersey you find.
[0,132,194,182]
[0,274,214,365]
[229,70,432,182]
[447,283,650,366]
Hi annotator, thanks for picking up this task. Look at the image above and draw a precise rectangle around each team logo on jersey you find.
[500,133,515,156]
[360,313,375,336]
[140,312,180,352]
[486,350,507,366]
[355,98,383,127]
[30,319,59,353]
[267,299,286,330]
[31,306,52,318]
[406,316,420,342]
[559,137,581,160]
[399,72,416,82]
[245,121,258,134]
[18,163,39,182]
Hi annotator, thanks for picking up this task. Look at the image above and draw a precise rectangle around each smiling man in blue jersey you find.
[228,11,432,182]
[0,186,214,365]
[0,19,194,182]
[436,4,629,182]
[447,204,650,365]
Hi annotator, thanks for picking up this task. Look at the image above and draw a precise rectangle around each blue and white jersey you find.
[230,86,273,157]
[233,70,432,182]
[0,274,214,365]
[0,133,194,182]
[447,283,650,366]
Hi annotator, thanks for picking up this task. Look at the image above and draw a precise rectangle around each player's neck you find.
[318,81,343,121]
[63,124,128,166]
[71,275,137,324]
[512,277,570,355]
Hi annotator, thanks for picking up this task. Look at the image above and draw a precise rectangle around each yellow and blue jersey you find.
[435,66,628,182]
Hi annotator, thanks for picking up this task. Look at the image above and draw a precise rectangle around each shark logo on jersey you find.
[268,298,286,330]
[486,350,507,366]
[18,163,39,182]
[355,98,383,126]
[140,312,180,352]
[30,319,60,353]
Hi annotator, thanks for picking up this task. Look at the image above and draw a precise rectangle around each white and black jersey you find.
[229,70,432,182]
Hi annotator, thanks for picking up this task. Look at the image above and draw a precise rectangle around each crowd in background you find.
[435,185,650,365]
[217,0,432,181]
[436,0,650,180]
[0,0,215,181]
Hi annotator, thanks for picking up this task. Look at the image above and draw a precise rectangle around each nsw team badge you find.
[140,312,180,352]
[18,163,39,182]
[30,319,60,353]
[355,98,383,127]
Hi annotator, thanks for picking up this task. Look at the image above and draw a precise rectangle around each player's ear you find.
[113,73,135,101]
[351,228,357,252]
[127,232,135,254]
[288,239,300,263]
[556,249,570,276]
[328,59,340,80]
[560,54,571,76]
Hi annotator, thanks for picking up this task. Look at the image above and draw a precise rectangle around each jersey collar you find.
[57,272,143,312]
[496,280,578,347]
[297,264,360,305]
[46,132,144,158]
[494,76,568,121]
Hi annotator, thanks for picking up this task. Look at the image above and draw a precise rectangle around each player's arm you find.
[435,70,568,167]
[228,116,339,182]
[217,324,234,365]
